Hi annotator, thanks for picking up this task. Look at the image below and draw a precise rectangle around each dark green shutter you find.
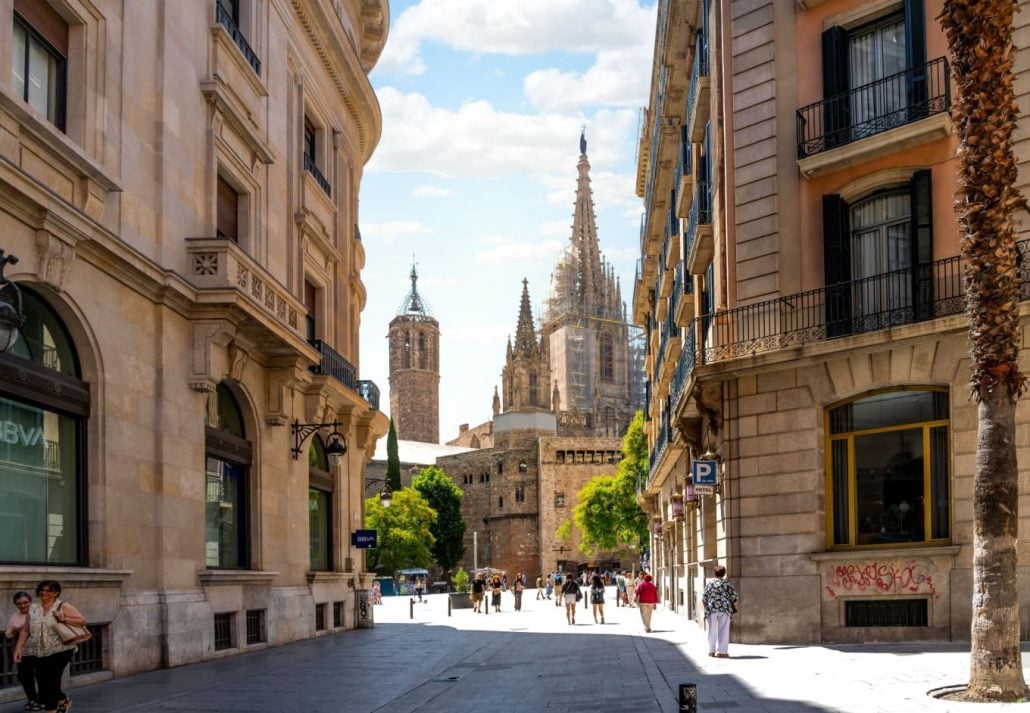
[822,26,850,148]
[905,0,928,116]
[823,194,852,337]
[910,169,934,321]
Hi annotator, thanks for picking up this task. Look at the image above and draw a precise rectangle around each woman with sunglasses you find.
[6,592,41,711]
[13,581,86,713]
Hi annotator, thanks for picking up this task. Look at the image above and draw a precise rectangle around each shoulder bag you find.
[54,603,92,645]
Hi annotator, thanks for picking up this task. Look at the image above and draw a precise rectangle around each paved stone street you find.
[3,589,1028,713]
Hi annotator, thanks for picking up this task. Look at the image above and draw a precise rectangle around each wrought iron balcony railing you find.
[304,155,332,197]
[685,31,710,124]
[309,339,356,390]
[683,180,713,260]
[797,57,950,159]
[692,240,1030,364]
[647,413,671,485]
[670,324,696,407]
[215,2,261,75]
[644,66,669,215]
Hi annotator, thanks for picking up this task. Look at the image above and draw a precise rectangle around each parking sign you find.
[692,459,718,486]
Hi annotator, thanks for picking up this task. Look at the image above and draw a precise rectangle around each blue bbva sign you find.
[692,460,718,486]
[351,530,377,549]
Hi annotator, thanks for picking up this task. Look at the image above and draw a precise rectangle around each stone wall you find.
[388,316,440,444]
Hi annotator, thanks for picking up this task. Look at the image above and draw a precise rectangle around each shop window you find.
[204,383,252,568]
[827,388,949,547]
[308,435,332,571]
[0,287,85,565]
[11,2,68,131]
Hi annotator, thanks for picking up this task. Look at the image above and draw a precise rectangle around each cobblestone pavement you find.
[2,590,1028,712]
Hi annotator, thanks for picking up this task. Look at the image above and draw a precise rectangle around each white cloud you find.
[475,239,564,264]
[523,45,653,112]
[539,219,571,239]
[359,220,436,246]
[376,0,655,76]
[446,322,513,345]
[412,185,454,198]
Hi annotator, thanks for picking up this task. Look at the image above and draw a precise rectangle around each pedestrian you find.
[415,576,425,602]
[501,574,508,592]
[490,575,503,612]
[535,575,544,599]
[471,574,486,613]
[589,574,606,624]
[553,573,563,607]
[6,591,41,711]
[512,573,524,611]
[372,581,383,605]
[635,573,658,632]
[703,565,738,658]
[544,576,554,600]
[561,574,581,625]
[615,571,627,607]
[13,580,87,713]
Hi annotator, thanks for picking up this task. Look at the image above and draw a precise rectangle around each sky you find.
[358,0,658,443]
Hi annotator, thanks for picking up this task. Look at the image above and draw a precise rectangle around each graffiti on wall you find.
[824,561,938,600]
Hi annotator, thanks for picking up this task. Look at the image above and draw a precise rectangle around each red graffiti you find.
[826,562,938,599]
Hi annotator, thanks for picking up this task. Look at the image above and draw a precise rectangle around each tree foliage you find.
[364,488,436,574]
[560,411,649,556]
[413,465,466,574]
[385,418,401,492]
[941,0,1028,700]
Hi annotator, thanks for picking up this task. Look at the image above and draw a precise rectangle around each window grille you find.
[214,612,235,650]
[246,609,266,645]
[315,603,326,631]
[845,599,928,627]
[333,602,343,628]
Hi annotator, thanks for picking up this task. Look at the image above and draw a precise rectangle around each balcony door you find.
[848,15,907,130]
[850,192,912,331]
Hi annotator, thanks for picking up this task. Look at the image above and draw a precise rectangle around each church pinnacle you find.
[514,278,537,357]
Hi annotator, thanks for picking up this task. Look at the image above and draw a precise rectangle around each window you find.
[600,334,614,382]
[402,332,411,369]
[498,496,503,508]
[217,175,239,242]
[214,612,235,650]
[418,333,427,369]
[304,280,318,342]
[823,170,933,336]
[515,485,525,503]
[555,492,565,508]
[205,384,251,568]
[315,603,326,631]
[308,436,333,571]
[528,370,538,406]
[497,462,503,475]
[11,4,67,131]
[303,118,316,164]
[827,389,949,547]
[0,287,86,565]
[215,0,261,75]
[302,116,331,196]
[849,14,908,126]
[332,602,343,628]
[245,609,266,644]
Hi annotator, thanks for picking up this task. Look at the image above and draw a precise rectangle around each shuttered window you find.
[217,176,239,242]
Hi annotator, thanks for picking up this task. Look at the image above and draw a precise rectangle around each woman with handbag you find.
[13,581,88,713]
[702,565,738,658]
[560,574,580,625]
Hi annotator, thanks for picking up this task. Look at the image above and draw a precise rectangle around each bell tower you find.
[388,263,440,443]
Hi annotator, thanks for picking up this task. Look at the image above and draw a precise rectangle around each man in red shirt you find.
[635,573,659,632]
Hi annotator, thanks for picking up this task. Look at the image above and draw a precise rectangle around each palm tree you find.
[940,0,1029,701]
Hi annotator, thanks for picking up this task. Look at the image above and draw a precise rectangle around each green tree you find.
[941,0,1029,701]
[560,411,648,555]
[385,418,401,492]
[413,466,466,577]
[365,488,436,574]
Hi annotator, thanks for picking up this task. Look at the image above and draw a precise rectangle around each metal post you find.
[679,684,697,713]
[473,531,478,573]
[448,595,452,617]
[409,597,414,620]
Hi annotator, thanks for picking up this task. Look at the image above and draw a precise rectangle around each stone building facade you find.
[388,265,440,444]
[635,0,1030,645]
[0,0,389,693]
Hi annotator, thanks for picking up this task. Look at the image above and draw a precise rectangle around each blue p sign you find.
[692,459,718,485]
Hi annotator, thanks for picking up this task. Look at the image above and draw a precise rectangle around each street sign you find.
[351,529,377,548]
[694,485,716,496]
[692,459,718,486]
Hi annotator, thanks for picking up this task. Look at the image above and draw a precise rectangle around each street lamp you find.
[365,475,393,508]
[0,251,25,354]
[291,420,348,466]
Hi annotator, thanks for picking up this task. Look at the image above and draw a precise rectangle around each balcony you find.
[796,58,951,178]
[673,262,694,327]
[675,133,694,219]
[215,2,261,75]
[308,341,380,410]
[692,240,1030,365]
[304,155,332,197]
[670,324,697,413]
[684,180,714,275]
[686,35,710,143]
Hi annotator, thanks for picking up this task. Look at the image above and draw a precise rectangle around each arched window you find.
[827,388,949,547]
[402,331,411,369]
[850,191,912,329]
[308,435,333,571]
[205,382,252,568]
[418,332,426,369]
[0,287,87,565]
[528,370,538,406]
[599,333,614,382]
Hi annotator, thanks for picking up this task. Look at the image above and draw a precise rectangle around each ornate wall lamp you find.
[0,251,25,353]
[291,420,347,466]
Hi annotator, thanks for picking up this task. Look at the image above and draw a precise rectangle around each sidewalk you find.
[1,589,1026,712]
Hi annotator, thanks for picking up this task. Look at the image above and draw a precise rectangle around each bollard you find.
[679,684,697,713]
[484,598,489,616]
[448,595,452,617]
[410,597,414,620]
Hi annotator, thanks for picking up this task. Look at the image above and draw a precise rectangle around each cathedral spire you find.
[396,258,432,316]
[571,133,604,317]
[514,278,537,357]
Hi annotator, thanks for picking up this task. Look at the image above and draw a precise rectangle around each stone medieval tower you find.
[388,265,440,443]
[542,132,643,437]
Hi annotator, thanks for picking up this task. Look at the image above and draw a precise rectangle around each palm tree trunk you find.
[941,0,1029,701]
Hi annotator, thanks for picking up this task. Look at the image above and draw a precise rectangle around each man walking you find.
[702,565,738,658]
[471,574,486,613]
[634,573,658,632]
[536,575,544,599]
